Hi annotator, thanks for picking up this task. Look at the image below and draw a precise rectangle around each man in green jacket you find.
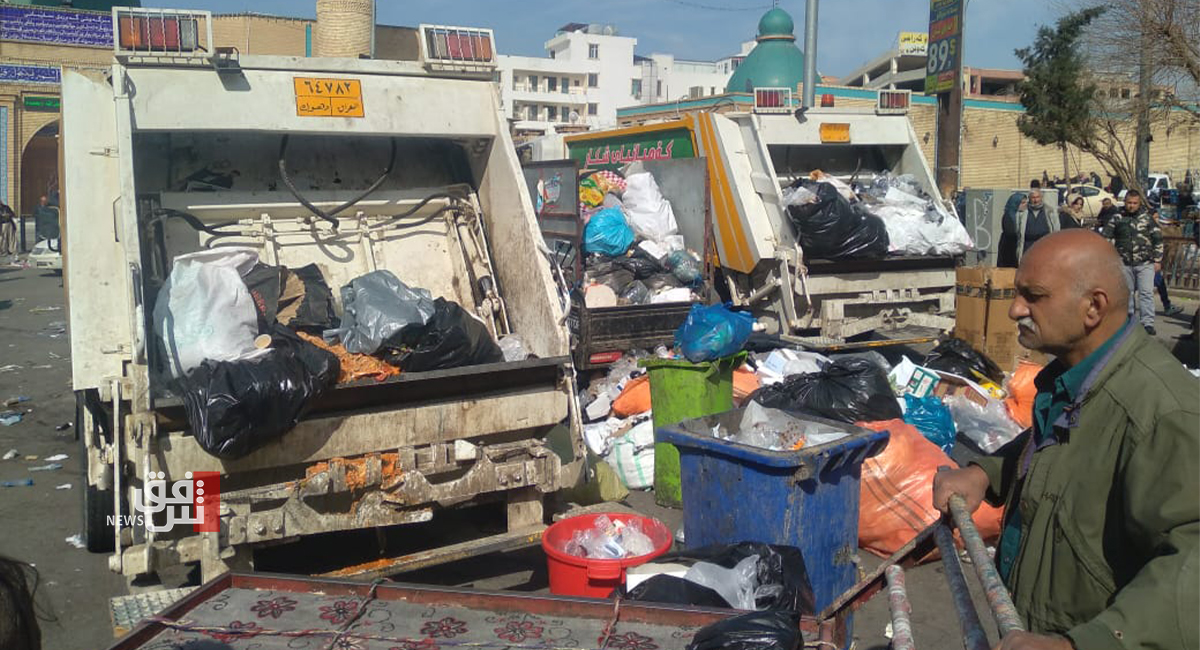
[934,229,1198,649]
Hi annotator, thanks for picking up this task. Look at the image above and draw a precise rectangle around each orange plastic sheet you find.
[297,332,400,384]
[857,419,1004,559]
[1004,360,1043,429]
[612,375,652,418]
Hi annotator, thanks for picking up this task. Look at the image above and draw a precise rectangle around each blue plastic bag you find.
[675,303,754,363]
[903,393,956,452]
[584,207,635,257]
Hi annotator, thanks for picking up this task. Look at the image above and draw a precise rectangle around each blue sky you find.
[152,0,1058,77]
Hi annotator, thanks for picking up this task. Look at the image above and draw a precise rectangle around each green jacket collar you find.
[1037,320,1138,431]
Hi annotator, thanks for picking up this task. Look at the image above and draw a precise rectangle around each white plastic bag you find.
[943,392,1023,453]
[153,247,260,378]
[874,204,974,256]
[610,419,656,489]
[622,172,679,243]
[683,554,761,611]
[781,185,817,207]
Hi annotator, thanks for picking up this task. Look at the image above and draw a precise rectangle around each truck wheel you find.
[83,482,116,553]
[78,392,115,553]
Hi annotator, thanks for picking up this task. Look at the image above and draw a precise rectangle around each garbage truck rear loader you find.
[563,89,958,346]
[64,13,580,581]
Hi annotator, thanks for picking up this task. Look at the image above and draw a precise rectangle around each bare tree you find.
[1054,0,1200,190]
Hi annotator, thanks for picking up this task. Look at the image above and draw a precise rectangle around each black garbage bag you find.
[278,264,340,331]
[620,575,731,609]
[242,263,283,332]
[672,543,816,614]
[924,337,1004,383]
[785,181,889,260]
[643,273,683,292]
[748,357,902,424]
[388,298,504,372]
[613,253,664,279]
[616,543,815,615]
[687,611,802,650]
[177,325,339,460]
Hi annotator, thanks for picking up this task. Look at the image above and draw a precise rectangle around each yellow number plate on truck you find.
[294,77,365,118]
[819,123,851,143]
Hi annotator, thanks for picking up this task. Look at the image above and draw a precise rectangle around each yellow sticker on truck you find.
[294,77,365,118]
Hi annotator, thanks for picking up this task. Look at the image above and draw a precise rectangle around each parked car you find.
[28,238,61,272]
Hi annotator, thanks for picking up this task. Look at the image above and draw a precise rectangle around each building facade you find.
[498,22,736,136]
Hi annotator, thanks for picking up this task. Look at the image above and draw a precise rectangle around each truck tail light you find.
[588,351,624,365]
[113,8,210,58]
[753,87,793,114]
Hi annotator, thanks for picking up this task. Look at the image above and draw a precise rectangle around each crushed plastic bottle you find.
[561,515,658,560]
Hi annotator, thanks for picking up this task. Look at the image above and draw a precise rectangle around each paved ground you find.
[0,260,1195,649]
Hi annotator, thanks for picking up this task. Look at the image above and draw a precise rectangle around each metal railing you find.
[1164,234,1199,291]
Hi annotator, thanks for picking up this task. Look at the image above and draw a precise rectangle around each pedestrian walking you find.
[1151,209,1184,317]
[31,196,58,243]
[934,230,1198,648]
[1059,194,1085,229]
[1100,189,1163,335]
[1000,189,1059,267]
[1094,197,1119,231]
[0,201,16,263]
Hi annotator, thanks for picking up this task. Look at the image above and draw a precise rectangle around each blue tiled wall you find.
[0,5,112,48]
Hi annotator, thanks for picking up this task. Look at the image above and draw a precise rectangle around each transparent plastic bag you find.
[943,392,1023,453]
[684,554,761,611]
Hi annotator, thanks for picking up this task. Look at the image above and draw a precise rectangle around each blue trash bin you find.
[658,408,889,636]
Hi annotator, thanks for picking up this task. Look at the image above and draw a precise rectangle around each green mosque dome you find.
[726,7,806,94]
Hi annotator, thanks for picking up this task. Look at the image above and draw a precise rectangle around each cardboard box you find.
[955,266,1039,374]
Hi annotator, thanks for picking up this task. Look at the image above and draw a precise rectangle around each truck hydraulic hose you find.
[277,135,398,230]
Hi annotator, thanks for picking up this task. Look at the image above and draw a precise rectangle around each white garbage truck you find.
[64,10,580,582]
[560,88,962,349]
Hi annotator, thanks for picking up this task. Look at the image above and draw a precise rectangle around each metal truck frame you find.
[64,12,582,582]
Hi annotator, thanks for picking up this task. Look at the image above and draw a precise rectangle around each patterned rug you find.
[135,586,709,650]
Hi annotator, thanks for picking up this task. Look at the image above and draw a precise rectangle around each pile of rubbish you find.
[619,542,815,650]
[579,168,704,308]
[782,170,973,260]
[707,401,850,452]
[560,515,657,560]
[152,248,507,459]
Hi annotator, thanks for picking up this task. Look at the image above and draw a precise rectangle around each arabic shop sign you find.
[23,96,59,112]
[924,0,962,95]
[569,128,695,170]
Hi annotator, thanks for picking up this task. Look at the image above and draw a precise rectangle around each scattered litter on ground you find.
[54,423,71,432]
[48,352,63,360]
[39,321,67,338]
[0,364,21,373]
[0,411,23,426]
[29,306,62,314]
[44,453,68,462]
[2,479,33,487]
[2,449,18,460]
[3,396,30,407]
[29,463,62,472]
[64,534,86,549]
[23,455,37,461]
[30,365,52,370]
[55,483,72,490]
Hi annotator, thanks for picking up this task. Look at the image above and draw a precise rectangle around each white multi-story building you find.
[498,23,740,134]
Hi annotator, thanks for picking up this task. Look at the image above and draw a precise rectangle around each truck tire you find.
[78,392,115,553]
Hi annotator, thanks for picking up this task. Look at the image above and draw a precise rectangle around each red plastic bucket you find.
[542,513,673,598]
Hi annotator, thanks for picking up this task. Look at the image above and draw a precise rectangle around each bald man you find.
[934,230,1199,650]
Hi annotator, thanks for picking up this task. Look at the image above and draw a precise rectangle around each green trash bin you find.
[641,353,745,507]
